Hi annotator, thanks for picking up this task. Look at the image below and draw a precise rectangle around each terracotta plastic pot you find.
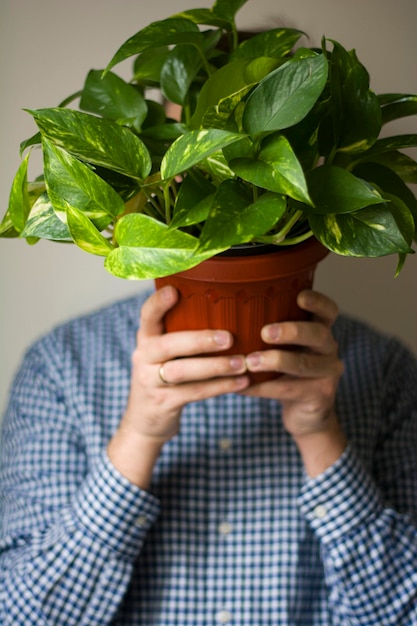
[155,237,329,384]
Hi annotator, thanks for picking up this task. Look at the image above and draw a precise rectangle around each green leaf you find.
[0,211,19,238]
[352,162,417,223]
[171,8,230,28]
[8,153,31,232]
[383,192,416,246]
[212,0,249,21]
[357,134,417,159]
[222,136,254,161]
[141,121,186,141]
[198,181,285,251]
[28,108,152,180]
[105,245,214,279]
[197,152,235,184]
[160,45,203,105]
[243,57,282,84]
[66,205,113,256]
[141,100,168,131]
[329,41,381,152]
[141,121,186,142]
[80,70,148,133]
[42,138,125,222]
[191,59,254,129]
[105,18,202,73]
[242,54,328,134]
[395,253,408,276]
[305,165,385,214]
[170,170,215,229]
[114,213,197,248]
[201,85,254,129]
[309,205,413,257]
[161,129,240,179]
[379,94,417,125]
[232,28,305,60]
[358,151,417,185]
[133,47,170,85]
[20,131,41,155]
[21,193,71,240]
[230,134,312,204]
[105,213,219,279]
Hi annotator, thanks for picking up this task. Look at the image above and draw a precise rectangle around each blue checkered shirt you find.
[1,290,417,625]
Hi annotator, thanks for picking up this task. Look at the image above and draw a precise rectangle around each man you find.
[1,286,417,624]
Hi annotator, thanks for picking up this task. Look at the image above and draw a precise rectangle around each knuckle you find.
[169,359,187,383]
[139,298,155,324]
[320,377,336,400]
[158,333,172,353]
[297,351,311,375]
[283,322,301,343]
[131,348,143,370]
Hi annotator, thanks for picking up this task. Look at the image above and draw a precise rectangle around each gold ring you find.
[158,364,169,384]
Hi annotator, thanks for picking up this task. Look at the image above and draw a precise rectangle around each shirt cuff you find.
[68,449,161,560]
[298,445,384,546]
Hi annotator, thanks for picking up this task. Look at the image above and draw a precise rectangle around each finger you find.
[163,374,250,404]
[241,374,330,399]
[158,354,247,385]
[297,290,339,326]
[261,320,338,355]
[139,286,179,337]
[144,328,234,363]
[245,348,344,379]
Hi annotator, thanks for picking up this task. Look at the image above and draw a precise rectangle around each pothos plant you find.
[2,0,417,278]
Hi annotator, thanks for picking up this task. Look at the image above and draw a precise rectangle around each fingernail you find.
[299,290,315,308]
[160,285,175,300]
[234,376,249,389]
[266,324,281,341]
[213,331,231,347]
[246,352,262,370]
[230,356,245,371]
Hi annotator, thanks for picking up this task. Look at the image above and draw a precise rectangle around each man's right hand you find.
[107,286,249,489]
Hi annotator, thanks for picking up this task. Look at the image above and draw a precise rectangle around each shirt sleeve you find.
[299,339,417,625]
[0,342,160,626]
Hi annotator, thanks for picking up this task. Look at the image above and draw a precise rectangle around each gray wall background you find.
[1,0,416,417]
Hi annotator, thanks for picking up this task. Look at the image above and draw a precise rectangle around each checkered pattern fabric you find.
[1,290,417,625]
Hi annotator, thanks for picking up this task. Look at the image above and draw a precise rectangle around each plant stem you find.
[195,45,212,77]
[259,209,304,244]
[163,183,172,224]
[183,101,192,126]
[230,23,239,51]
[277,230,313,245]
[325,145,338,166]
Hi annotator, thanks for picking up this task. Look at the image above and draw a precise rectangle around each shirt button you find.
[314,504,327,519]
[219,438,232,451]
[135,514,148,528]
[218,521,233,536]
[216,609,232,624]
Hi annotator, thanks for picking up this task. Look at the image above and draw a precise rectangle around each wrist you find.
[107,427,164,490]
[293,415,347,478]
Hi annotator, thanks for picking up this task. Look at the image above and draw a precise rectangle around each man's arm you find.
[0,342,160,626]
[107,284,250,488]
[245,291,417,624]
[243,289,347,476]
[0,287,250,625]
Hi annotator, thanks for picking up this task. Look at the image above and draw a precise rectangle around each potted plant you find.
[1,0,416,361]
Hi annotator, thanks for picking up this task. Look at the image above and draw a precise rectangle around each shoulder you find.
[334,314,415,363]
[333,315,417,390]
[24,289,154,372]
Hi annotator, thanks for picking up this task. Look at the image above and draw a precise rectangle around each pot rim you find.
[158,237,330,283]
